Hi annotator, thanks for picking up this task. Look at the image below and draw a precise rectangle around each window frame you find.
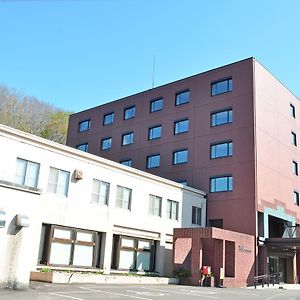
[292,131,297,146]
[166,199,179,220]
[103,112,115,125]
[211,108,233,127]
[124,106,136,120]
[78,119,91,132]
[192,206,202,225]
[101,137,112,150]
[173,149,188,165]
[150,98,163,113]
[210,175,233,193]
[290,104,296,118]
[47,167,70,197]
[211,78,232,96]
[210,141,233,159]
[91,179,110,205]
[15,157,40,188]
[122,132,134,146]
[293,160,298,176]
[146,154,160,169]
[148,194,162,217]
[116,185,132,210]
[294,191,299,206]
[174,119,189,135]
[148,125,162,140]
[175,90,190,106]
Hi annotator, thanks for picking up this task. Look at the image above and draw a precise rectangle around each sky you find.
[0,0,300,113]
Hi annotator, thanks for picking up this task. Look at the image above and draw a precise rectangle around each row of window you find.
[78,78,233,132]
[290,103,298,206]
[14,157,204,221]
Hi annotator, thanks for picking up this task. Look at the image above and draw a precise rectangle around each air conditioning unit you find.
[74,169,83,180]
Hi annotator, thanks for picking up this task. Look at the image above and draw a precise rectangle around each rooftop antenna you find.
[152,55,156,88]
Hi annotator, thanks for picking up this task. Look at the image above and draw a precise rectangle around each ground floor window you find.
[39,224,101,268]
[112,235,155,272]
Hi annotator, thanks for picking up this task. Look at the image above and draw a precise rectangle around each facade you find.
[67,57,300,284]
[0,124,206,289]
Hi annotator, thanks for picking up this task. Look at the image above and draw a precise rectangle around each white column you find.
[102,230,113,274]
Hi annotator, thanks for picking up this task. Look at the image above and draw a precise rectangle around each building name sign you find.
[239,245,252,253]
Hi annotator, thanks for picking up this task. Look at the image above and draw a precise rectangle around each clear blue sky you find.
[0,0,299,113]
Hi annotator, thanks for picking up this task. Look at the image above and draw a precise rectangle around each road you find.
[0,282,300,300]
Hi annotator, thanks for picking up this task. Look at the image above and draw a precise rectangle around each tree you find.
[0,84,71,144]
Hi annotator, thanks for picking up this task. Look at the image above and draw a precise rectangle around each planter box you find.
[30,271,179,285]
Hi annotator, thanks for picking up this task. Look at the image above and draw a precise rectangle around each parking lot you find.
[1,282,300,300]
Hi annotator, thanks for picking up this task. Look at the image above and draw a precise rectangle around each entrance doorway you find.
[268,254,294,283]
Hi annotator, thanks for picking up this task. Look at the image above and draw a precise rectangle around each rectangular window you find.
[148,125,161,140]
[178,180,188,186]
[292,131,297,146]
[147,154,160,168]
[290,104,296,118]
[192,206,202,225]
[211,78,232,96]
[211,141,233,159]
[293,161,298,175]
[150,98,163,112]
[175,90,190,106]
[210,176,233,193]
[15,158,40,188]
[149,195,162,217]
[78,120,90,132]
[167,200,179,220]
[120,159,132,167]
[174,119,189,134]
[101,137,112,150]
[122,132,134,145]
[294,191,299,206]
[103,112,114,125]
[173,149,188,165]
[124,106,136,120]
[76,143,88,152]
[209,219,223,229]
[116,186,132,210]
[211,109,232,126]
[91,179,110,205]
[47,167,70,196]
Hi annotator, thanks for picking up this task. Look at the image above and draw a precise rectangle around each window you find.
[124,106,136,120]
[39,225,98,268]
[147,154,160,168]
[149,195,162,217]
[175,90,190,106]
[91,179,110,205]
[293,161,298,175]
[294,191,299,206]
[211,109,232,126]
[103,112,114,125]
[173,149,188,165]
[210,176,233,193]
[150,98,163,112]
[116,186,132,210]
[211,141,233,159]
[78,120,90,132]
[209,219,223,229]
[174,119,189,134]
[178,180,188,186]
[148,125,161,140]
[15,158,40,188]
[192,206,202,225]
[292,131,297,146]
[290,104,296,118]
[167,200,179,220]
[101,137,112,150]
[120,159,132,167]
[211,78,232,96]
[47,167,70,196]
[76,143,88,152]
[122,132,134,145]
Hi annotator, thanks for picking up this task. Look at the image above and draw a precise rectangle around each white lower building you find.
[0,124,206,289]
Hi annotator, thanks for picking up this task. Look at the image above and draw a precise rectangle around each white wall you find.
[0,124,206,288]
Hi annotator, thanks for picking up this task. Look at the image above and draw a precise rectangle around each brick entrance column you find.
[190,235,203,285]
